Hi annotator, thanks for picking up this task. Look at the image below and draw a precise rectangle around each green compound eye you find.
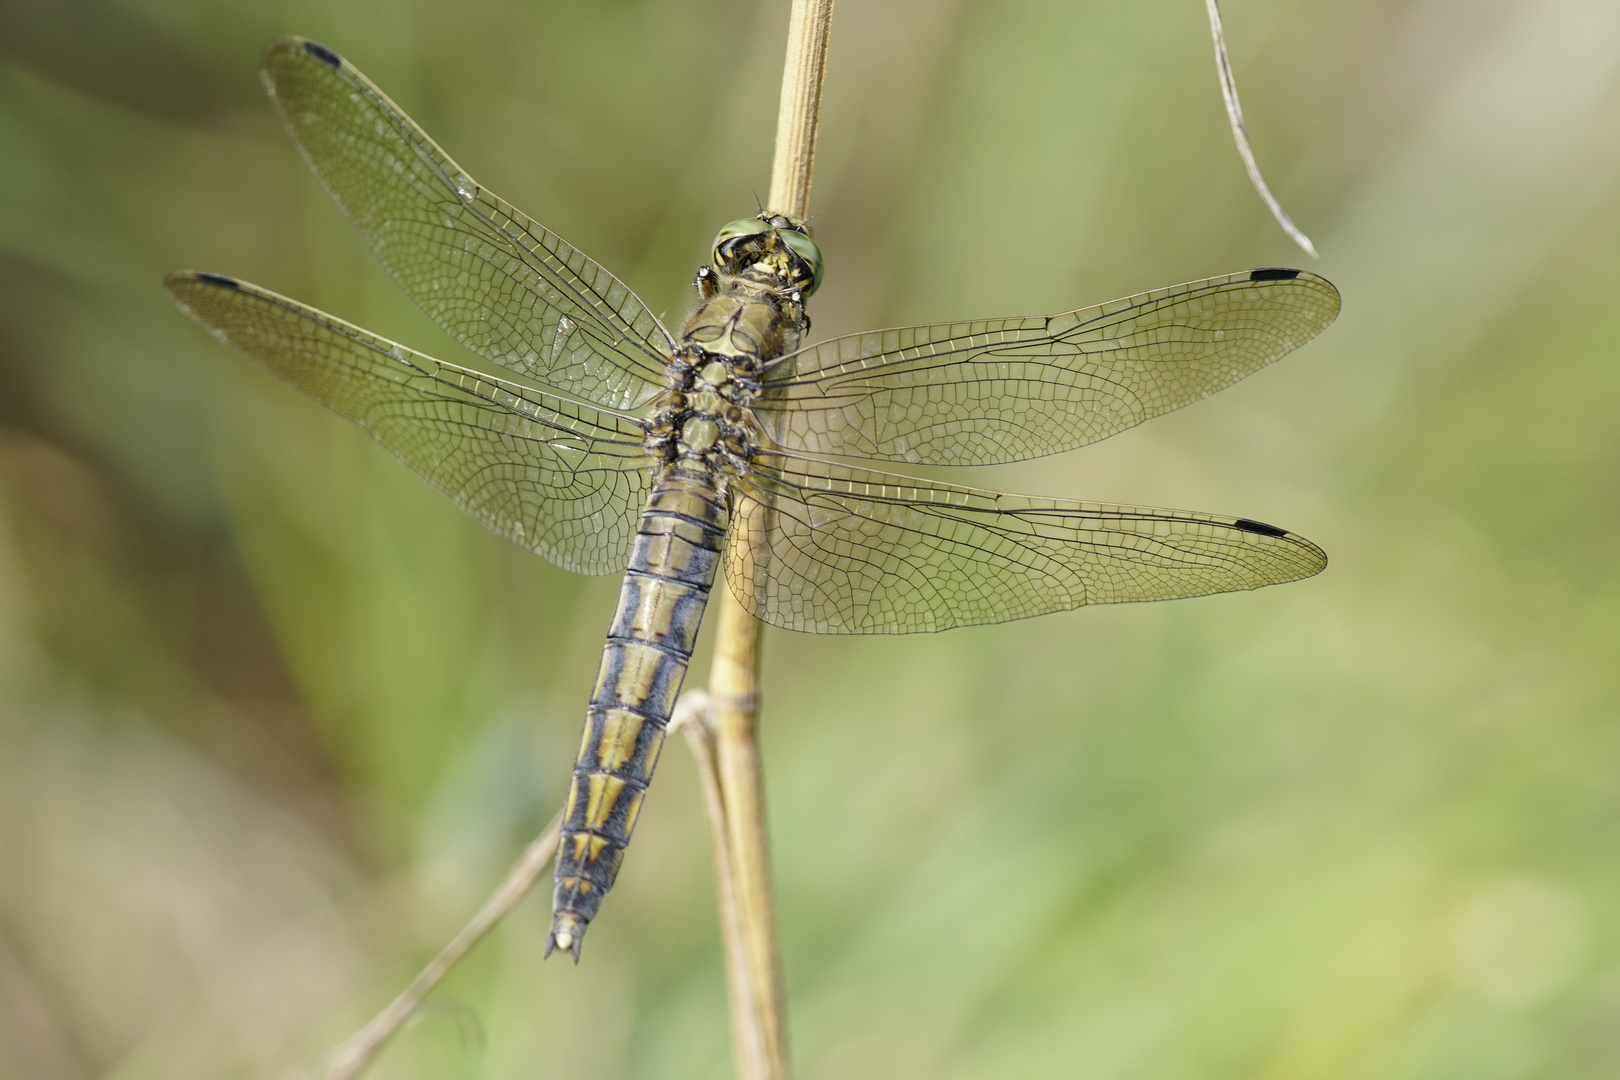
[779,227,824,295]
[710,216,824,295]
[712,218,765,256]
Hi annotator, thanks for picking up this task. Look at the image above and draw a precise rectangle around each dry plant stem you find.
[708,591,787,1080]
[670,691,765,1075]
[703,5,835,1080]
[1204,0,1318,258]
[768,0,836,219]
[309,817,561,1080]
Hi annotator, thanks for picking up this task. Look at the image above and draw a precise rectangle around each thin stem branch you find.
[671,691,764,1075]
[1205,0,1318,258]
[307,816,561,1080]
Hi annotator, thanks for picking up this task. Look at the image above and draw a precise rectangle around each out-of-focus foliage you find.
[2,0,1619,1077]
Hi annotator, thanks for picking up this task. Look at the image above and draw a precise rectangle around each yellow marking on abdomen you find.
[592,643,679,716]
[634,578,680,638]
[584,773,628,831]
[595,710,646,772]
[569,833,612,863]
[619,789,646,836]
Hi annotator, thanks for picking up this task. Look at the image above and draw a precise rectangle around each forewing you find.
[167,271,650,576]
[726,451,1325,634]
[760,269,1339,465]
[260,37,673,411]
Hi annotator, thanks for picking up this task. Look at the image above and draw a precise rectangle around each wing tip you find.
[301,39,343,68]
[261,36,342,73]
[164,270,241,303]
[1231,516,1289,538]
[1244,266,1342,321]
[1230,517,1329,580]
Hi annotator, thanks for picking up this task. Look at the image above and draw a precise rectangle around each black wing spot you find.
[1249,268,1301,282]
[195,272,241,290]
[1232,517,1289,538]
[303,40,342,68]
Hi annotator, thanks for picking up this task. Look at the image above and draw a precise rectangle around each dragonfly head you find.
[712,213,823,296]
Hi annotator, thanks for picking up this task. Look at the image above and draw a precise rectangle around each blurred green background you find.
[3,0,1619,1077]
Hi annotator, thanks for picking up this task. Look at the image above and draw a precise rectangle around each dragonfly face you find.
[166,37,1340,961]
[711,214,825,296]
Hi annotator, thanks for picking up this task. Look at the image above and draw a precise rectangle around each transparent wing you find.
[726,450,1325,634]
[167,271,650,576]
[759,269,1339,466]
[261,37,673,411]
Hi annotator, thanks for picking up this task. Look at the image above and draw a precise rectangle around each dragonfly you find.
[167,37,1339,962]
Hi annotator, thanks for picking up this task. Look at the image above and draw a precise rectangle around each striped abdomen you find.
[547,461,728,960]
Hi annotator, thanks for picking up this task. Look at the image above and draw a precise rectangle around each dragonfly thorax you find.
[649,360,755,463]
[647,254,814,471]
